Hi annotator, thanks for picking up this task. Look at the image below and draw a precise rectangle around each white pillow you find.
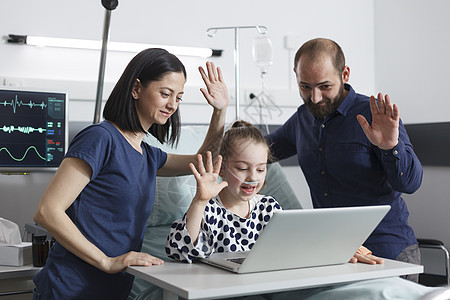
[144,125,208,227]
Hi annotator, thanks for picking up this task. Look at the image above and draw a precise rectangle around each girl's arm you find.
[157,62,228,177]
[185,152,228,244]
[34,157,163,274]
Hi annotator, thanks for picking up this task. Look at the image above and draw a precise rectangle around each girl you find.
[166,121,379,264]
[32,48,228,299]
[166,120,438,300]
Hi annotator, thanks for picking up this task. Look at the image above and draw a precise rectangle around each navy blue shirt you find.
[266,84,423,259]
[33,121,167,299]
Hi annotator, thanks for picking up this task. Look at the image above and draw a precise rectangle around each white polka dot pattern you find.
[165,194,282,263]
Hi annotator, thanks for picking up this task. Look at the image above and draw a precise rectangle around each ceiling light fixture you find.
[7,34,222,58]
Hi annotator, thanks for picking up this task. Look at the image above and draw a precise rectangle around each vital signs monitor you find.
[0,87,68,173]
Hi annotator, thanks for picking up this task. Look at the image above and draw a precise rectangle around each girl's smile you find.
[219,139,268,207]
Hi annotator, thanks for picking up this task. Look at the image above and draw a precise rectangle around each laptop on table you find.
[199,205,390,274]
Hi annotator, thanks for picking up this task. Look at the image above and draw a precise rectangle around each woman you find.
[32,48,228,299]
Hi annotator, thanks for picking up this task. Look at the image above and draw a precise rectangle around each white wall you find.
[374,0,450,275]
[374,0,450,124]
[0,0,376,90]
[0,0,375,124]
[0,0,375,232]
[1,1,449,276]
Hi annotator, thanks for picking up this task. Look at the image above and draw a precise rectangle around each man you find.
[266,38,423,282]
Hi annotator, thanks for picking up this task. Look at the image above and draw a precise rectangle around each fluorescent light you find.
[108,41,214,57]
[16,35,219,58]
[27,36,101,50]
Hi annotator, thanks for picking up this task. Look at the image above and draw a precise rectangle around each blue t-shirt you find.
[266,84,423,259]
[33,121,167,299]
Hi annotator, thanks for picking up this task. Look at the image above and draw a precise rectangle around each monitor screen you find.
[0,87,68,173]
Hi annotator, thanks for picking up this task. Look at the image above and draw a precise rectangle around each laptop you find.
[199,205,390,274]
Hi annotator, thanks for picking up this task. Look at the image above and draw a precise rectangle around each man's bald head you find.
[294,38,346,75]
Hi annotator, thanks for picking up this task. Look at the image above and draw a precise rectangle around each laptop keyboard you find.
[227,257,245,264]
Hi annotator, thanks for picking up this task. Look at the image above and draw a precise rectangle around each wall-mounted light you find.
[7,34,222,58]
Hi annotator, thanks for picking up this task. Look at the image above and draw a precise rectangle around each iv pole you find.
[206,26,268,120]
[93,0,119,124]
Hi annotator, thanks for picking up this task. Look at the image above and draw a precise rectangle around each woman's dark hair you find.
[103,48,186,146]
[219,120,273,163]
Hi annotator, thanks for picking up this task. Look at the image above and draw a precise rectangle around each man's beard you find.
[303,84,345,120]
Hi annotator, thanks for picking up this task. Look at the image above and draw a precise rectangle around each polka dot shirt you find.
[165,194,282,263]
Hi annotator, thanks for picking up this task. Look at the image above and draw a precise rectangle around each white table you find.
[127,259,423,300]
[0,265,40,280]
[0,265,40,297]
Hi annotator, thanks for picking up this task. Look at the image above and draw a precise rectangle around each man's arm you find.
[378,123,423,193]
[356,93,399,150]
[357,93,423,193]
[265,113,299,162]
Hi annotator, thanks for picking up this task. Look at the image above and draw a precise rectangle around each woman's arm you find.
[157,62,228,177]
[34,157,163,274]
[195,62,228,157]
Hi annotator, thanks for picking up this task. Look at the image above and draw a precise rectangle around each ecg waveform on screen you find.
[0,146,46,162]
[0,95,47,113]
[1,125,47,134]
